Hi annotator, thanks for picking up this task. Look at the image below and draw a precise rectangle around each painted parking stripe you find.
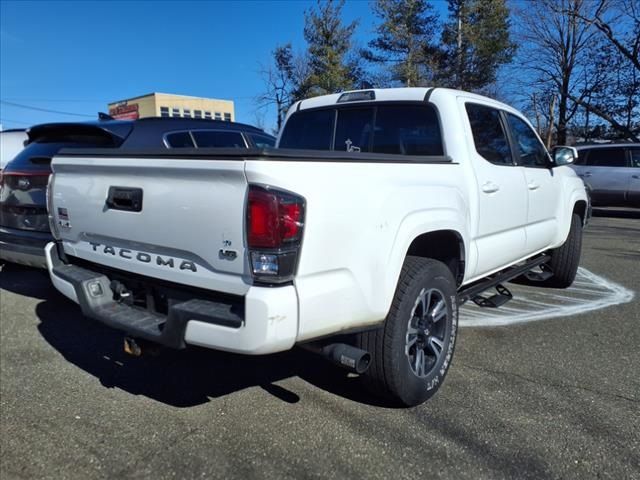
[460,267,635,327]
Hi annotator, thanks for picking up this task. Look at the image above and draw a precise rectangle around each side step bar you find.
[458,254,550,305]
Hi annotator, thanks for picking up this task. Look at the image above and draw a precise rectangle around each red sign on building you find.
[109,103,139,120]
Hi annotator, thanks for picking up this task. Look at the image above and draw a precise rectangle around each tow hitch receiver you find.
[124,336,142,356]
[472,284,513,308]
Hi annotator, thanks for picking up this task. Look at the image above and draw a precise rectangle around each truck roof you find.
[295,87,520,116]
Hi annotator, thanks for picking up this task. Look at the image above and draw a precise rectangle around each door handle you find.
[582,172,592,178]
[528,182,540,191]
[632,174,640,179]
[482,182,500,194]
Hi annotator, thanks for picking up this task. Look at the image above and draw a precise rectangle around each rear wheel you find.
[542,213,583,288]
[357,257,458,407]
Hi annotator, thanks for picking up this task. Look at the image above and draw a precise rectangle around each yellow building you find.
[108,93,234,121]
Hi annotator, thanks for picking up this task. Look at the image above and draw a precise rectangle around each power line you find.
[0,100,94,118]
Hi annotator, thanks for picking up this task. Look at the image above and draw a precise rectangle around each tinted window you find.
[373,105,443,155]
[192,131,245,148]
[507,114,548,167]
[165,132,194,148]
[248,133,276,148]
[630,149,640,168]
[586,148,627,167]
[279,109,335,150]
[334,108,373,152]
[466,104,512,165]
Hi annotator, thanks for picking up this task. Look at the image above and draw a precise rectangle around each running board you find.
[472,284,512,308]
[458,254,550,305]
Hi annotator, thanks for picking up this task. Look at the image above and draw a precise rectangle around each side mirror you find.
[551,146,578,166]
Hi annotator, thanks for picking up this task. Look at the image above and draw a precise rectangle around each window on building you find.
[224,113,231,122]
[192,130,245,148]
[172,108,180,117]
[465,103,512,165]
[160,107,170,117]
[183,108,192,118]
[204,111,212,119]
[194,110,203,119]
[214,112,222,120]
[165,131,195,148]
[506,114,549,167]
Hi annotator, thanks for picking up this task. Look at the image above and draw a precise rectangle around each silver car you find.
[571,144,640,208]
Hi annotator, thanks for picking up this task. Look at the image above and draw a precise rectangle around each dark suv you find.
[0,118,275,268]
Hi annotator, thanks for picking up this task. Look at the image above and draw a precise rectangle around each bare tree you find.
[514,0,600,144]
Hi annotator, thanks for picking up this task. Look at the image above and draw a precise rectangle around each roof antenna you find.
[98,112,114,121]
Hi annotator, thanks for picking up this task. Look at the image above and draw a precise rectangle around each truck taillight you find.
[247,185,305,283]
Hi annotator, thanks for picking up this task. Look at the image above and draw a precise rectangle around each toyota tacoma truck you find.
[45,88,588,406]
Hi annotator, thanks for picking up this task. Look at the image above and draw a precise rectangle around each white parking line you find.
[460,267,635,327]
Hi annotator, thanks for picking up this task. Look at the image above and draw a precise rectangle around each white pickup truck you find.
[45,88,588,406]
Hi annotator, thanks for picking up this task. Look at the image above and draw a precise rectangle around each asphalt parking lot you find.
[1,210,638,480]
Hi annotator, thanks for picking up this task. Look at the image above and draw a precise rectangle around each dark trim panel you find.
[57,147,456,165]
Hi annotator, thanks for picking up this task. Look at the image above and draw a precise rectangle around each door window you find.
[506,114,549,167]
[630,149,640,168]
[465,104,512,165]
[585,148,627,167]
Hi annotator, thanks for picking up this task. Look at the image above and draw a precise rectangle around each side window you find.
[334,108,374,152]
[630,149,640,168]
[192,131,246,148]
[506,114,549,167]
[586,148,627,167]
[373,105,443,156]
[248,133,276,148]
[165,132,194,148]
[279,109,335,150]
[465,103,512,165]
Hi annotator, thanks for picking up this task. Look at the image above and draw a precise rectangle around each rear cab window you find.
[279,103,444,158]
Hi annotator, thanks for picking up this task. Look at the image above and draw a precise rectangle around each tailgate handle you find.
[106,187,143,212]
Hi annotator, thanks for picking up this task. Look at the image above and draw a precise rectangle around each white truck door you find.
[504,113,561,253]
[462,101,528,277]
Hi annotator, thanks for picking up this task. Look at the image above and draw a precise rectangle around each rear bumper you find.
[45,242,298,354]
[0,227,51,268]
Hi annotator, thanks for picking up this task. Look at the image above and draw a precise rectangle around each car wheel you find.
[543,213,583,288]
[357,256,458,407]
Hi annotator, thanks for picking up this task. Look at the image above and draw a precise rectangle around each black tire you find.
[542,213,583,288]
[356,257,458,407]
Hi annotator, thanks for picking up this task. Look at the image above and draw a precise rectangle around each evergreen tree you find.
[301,0,359,96]
[366,0,440,87]
[439,0,516,92]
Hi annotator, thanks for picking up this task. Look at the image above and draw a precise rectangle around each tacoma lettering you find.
[86,242,197,272]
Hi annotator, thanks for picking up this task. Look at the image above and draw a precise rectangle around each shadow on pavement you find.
[34,293,389,409]
[0,263,52,300]
[592,208,640,219]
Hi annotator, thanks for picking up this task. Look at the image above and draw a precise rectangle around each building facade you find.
[108,93,234,121]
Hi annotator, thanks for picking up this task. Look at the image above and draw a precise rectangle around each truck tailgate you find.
[50,155,249,295]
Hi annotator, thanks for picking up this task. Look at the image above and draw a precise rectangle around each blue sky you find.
[0,0,450,132]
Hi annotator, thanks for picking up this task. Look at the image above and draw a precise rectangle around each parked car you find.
[571,143,640,208]
[0,118,275,268]
[0,129,28,170]
[45,87,587,406]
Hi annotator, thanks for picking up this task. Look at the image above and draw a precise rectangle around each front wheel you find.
[357,257,458,407]
[542,213,583,288]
